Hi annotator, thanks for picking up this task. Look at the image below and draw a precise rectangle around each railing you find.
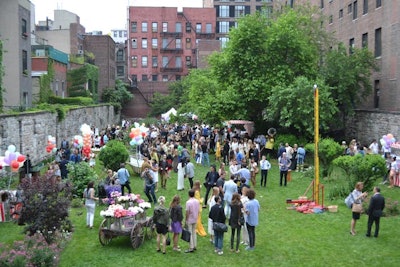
[160,32,183,37]
[196,33,215,39]
[160,67,183,73]
[160,48,183,54]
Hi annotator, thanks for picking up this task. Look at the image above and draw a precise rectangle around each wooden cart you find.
[98,212,154,249]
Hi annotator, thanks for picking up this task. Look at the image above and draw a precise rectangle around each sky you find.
[31,0,203,34]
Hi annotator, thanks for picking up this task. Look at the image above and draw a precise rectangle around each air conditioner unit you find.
[77,50,84,55]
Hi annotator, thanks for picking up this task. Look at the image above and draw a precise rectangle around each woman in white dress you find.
[177,159,185,191]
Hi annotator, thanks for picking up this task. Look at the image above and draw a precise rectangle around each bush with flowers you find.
[100,192,151,220]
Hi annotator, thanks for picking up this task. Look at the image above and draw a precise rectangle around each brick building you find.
[308,0,400,112]
[127,6,217,83]
[83,35,116,100]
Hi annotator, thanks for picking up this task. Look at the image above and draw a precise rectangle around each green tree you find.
[320,44,378,126]
[102,79,133,111]
[98,140,129,171]
[0,40,3,112]
[149,81,187,117]
[36,59,55,104]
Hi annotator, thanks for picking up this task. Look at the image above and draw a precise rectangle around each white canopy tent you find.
[161,108,177,122]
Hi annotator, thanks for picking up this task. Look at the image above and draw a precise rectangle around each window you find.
[152,22,158,32]
[329,15,333,24]
[219,37,229,48]
[124,31,127,37]
[339,9,343,18]
[21,18,27,36]
[353,1,358,19]
[186,38,191,49]
[162,22,168,32]
[152,38,158,49]
[363,0,368,14]
[206,23,212,33]
[219,22,229,33]
[142,38,147,49]
[362,32,368,48]
[349,38,355,54]
[176,38,181,49]
[113,31,118,37]
[196,23,202,33]
[119,31,122,37]
[186,22,191,33]
[142,75,148,81]
[219,6,229,17]
[374,80,380,108]
[348,3,353,13]
[132,38,138,49]
[321,0,324,9]
[162,38,168,49]
[152,56,158,67]
[117,66,124,76]
[175,57,182,68]
[374,27,381,57]
[175,22,182,32]
[142,56,148,67]
[176,75,181,81]
[131,56,138,67]
[376,0,381,8]
[162,75,169,81]
[162,57,168,67]
[22,50,28,74]
[142,22,148,32]
[116,50,124,61]
[131,22,137,32]
[152,75,158,81]
[235,6,245,17]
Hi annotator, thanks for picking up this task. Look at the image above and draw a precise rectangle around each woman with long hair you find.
[83,181,98,229]
[193,180,207,237]
[153,196,169,254]
[229,193,243,253]
[169,195,183,251]
[207,186,220,243]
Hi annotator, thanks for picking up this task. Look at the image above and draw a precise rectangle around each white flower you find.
[139,202,151,209]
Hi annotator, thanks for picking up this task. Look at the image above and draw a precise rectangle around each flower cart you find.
[99,193,154,249]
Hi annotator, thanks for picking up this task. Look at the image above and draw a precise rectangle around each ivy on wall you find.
[37,59,55,104]
[0,40,4,112]
[67,64,99,102]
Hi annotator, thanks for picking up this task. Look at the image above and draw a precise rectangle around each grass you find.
[1,156,399,267]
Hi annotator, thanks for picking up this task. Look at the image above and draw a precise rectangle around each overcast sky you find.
[32,0,203,34]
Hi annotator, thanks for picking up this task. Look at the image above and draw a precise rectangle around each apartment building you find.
[127,6,217,83]
[310,0,400,112]
[214,0,274,46]
[0,0,33,109]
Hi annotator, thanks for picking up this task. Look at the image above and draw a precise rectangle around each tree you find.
[149,81,187,117]
[320,44,378,126]
[267,76,338,139]
[102,79,133,111]
[98,140,129,171]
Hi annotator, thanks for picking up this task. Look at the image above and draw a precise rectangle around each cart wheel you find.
[130,223,144,249]
[145,217,156,240]
[99,219,112,246]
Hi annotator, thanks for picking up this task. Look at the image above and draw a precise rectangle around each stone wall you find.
[347,110,400,146]
[0,105,119,165]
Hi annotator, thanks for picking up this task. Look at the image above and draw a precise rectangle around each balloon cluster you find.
[0,145,26,172]
[46,135,57,153]
[129,122,149,146]
[81,123,92,158]
[73,135,83,148]
[380,133,396,150]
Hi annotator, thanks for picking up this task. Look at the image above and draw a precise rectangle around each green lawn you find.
[2,158,399,267]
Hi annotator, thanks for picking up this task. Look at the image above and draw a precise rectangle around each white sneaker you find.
[218,251,223,255]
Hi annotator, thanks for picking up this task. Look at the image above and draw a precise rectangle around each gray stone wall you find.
[347,110,400,147]
[0,105,119,165]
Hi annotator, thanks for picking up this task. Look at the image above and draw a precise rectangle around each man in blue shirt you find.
[117,163,131,195]
[244,189,260,251]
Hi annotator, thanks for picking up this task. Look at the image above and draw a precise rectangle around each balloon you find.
[387,133,394,140]
[137,139,144,145]
[52,147,57,153]
[380,138,385,146]
[46,146,52,153]
[0,156,6,166]
[129,132,135,139]
[9,152,17,162]
[133,128,140,137]
[7,145,16,153]
[11,160,20,169]
[130,140,136,146]
[17,154,26,162]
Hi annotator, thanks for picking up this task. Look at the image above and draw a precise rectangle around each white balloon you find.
[7,145,16,153]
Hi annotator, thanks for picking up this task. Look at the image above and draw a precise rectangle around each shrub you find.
[66,161,98,198]
[98,140,129,171]
[48,96,94,105]
[306,138,343,177]
[18,176,73,244]
[331,154,386,197]
[70,198,83,208]
[384,198,399,217]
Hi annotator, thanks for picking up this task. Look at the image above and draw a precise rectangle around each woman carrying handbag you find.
[350,182,368,236]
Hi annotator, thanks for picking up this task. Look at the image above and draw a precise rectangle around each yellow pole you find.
[313,84,320,204]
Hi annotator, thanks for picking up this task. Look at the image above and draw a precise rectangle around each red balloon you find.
[129,132,135,139]
[141,132,146,137]
[11,160,20,169]
[46,146,52,153]
[17,154,26,162]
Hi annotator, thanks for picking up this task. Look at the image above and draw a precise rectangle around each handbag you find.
[352,203,363,213]
[166,234,171,246]
[181,227,191,242]
[213,222,228,232]
[239,215,245,226]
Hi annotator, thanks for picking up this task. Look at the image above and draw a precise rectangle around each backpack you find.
[344,192,354,208]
